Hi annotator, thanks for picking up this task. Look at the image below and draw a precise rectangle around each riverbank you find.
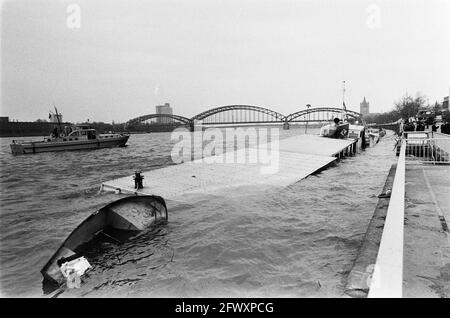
[0,121,185,137]
[345,148,450,297]
[0,121,70,137]
[344,164,397,297]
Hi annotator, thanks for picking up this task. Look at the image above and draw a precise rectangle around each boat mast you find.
[53,105,63,134]
[342,81,348,121]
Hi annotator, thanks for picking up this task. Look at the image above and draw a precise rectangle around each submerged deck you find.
[101,134,357,202]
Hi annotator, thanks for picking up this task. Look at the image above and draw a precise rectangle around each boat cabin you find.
[348,124,365,139]
[47,125,98,142]
[68,128,98,140]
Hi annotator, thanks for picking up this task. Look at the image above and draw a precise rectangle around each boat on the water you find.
[320,118,350,139]
[41,195,167,289]
[348,124,367,149]
[367,128,380,144]
[320,82,352,139]
[10,124,129,155]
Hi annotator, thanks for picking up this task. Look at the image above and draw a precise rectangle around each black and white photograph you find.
[0,0,449,301]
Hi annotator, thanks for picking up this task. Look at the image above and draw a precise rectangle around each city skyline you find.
[1,0,449,123]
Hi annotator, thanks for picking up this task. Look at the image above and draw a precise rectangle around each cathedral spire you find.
[360,97,369,115]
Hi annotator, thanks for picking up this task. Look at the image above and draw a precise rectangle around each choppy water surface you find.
[0,128,396,297]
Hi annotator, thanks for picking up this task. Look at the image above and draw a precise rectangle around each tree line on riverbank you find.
[0,120,184,137]
[364,93,449,124]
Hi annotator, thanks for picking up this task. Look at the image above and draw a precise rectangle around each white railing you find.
[368,140,406,298]
[432,132,450,160]
[400,132,450,164]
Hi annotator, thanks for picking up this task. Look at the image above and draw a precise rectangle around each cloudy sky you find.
[1,0,449,122]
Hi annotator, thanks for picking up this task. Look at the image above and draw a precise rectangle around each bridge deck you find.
[101,135,356,202]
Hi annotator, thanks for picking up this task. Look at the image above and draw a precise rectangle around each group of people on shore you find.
[400,119,450,135]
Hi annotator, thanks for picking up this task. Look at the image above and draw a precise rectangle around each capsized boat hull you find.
[41,195,167,286]
[10,135,129,155]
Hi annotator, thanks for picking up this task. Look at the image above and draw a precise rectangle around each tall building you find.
[360,97,370,116]
[155,103,173,124]
[443,96,449,111]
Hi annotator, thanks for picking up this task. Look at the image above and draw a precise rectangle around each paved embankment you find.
[403,165,450,297]
[346,161,450,298]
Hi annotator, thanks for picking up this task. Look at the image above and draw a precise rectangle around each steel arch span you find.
[126,113,192,126]
[191,105,285,123]
[285,107,364,123]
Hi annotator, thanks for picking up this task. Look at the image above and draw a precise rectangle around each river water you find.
[0,128,397,297]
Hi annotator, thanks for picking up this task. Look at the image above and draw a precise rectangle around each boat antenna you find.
[342,81,348,121]
[53,104,63,135]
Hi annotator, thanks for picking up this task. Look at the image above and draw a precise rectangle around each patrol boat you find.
[10,124,129,155]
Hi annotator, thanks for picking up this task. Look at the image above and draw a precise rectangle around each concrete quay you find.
[403,164,450,297]
[346,136,450,298]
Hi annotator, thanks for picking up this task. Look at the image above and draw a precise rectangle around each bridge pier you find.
[283,121,290,130]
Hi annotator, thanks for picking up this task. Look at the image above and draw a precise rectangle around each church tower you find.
[360,97,370,115]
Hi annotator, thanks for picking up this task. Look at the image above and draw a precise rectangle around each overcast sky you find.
[1,0,449,122]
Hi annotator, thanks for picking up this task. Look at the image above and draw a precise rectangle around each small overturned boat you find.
[10,125,129,155]
[41,195,167,290]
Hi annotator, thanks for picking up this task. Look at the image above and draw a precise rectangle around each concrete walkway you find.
[403,164,450,297]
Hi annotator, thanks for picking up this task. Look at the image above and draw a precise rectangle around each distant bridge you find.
[284,107,363,123]
[126,105,366,130]
[192,105,285,124]
[127,113,191,126]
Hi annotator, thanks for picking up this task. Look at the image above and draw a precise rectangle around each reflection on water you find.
[0,128,396,297]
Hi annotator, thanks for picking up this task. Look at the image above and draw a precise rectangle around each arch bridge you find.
[126,113,192,127]
[192,105,285,124]
[285,107,364,123]
[126,106,365,130]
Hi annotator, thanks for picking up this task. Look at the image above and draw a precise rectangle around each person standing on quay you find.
[431,122,439,132]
